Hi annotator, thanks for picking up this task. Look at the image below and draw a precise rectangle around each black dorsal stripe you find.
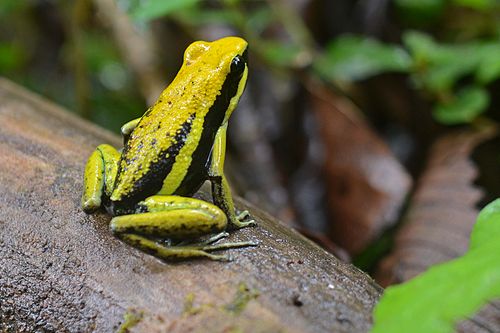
[174,59,246,196]
[110,113,195,214]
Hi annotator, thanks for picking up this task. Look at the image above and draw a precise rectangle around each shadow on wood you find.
[0,78,381,333]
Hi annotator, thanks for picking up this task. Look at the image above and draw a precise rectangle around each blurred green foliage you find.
[0,44,25,72]
[313,36,411,82]
[315,10,500,125]
[397,0,498,12]
[433,86,489,124]
[0,0,144,132]
[372,198,500,333]
[129,0,200,21]
[128,0,500,126]
[1,0,498,129]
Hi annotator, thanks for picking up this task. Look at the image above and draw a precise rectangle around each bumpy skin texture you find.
[110,37,248,212]
[81,37,253,260]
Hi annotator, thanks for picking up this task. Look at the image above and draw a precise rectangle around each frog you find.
[81,36,256,261]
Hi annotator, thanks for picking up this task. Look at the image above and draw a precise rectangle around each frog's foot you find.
[201,240,258,260]
[177,231,229,246]
[119,234,257,261]
[230,210,256,229]
[81,144,120,212]
[203,231,230,244]
[232,219,256,229]
[237,210,251,220]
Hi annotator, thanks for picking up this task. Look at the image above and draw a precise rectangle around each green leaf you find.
[475,43,500,84]
[433,86,489,124]
[470,198,500,249]
[80,32,121,72]
[259,41,305,68]
[404,32,500,92]
[402,31,435,61]
[0,43,25,72]
[372,199,500,333]
[0,0,28,17]
[394,0,446,14]
[246,7,274,35]
[403,31,480,92]
[452,0,498,10]
[314,35,411,82]
[175,8,235,26]
[130,0,200,22]
[394,0,445,10]
[393,0,446,24]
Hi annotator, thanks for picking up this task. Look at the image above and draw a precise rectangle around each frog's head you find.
[183,36,248,122]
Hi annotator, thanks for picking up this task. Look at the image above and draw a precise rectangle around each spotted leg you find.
[110,195,257,261]
[81,144,120,212]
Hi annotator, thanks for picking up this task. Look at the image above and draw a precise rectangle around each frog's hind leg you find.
[110,195,257,261]
[119,234,253,261]
[81,144,120,213]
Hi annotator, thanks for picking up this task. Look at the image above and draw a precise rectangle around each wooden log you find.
[0,78,382,333]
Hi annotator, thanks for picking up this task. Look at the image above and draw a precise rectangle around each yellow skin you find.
[81,37,256,261]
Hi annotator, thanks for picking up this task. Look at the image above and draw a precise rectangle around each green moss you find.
[223,283,260,315]
[183,292,204,315]
[182,282,259,317]
[116,309,143,333]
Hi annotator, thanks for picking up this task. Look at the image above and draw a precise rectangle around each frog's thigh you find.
[111,196,257,261]
[110,195,228,240]
[81,144,120,213]
[110,195,256,261]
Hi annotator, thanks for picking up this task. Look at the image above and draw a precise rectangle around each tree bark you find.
[0,78,381,333]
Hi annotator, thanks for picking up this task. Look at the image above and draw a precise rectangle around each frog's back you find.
[109,79,218,209]
[108,37,248,213]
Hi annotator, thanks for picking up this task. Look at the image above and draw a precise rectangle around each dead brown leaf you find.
[375,128,499,333]
[375,129,494,285]
[307,80,412,255]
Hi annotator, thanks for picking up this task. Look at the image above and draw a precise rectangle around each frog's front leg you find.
[121,117,141,145]
[208,124,255,229]
[110,195,256,261]
[81,144,120,212]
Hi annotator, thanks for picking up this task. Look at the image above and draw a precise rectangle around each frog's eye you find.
[230,55,245,73]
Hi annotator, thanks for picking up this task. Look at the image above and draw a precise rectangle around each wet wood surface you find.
[0,78,381,333]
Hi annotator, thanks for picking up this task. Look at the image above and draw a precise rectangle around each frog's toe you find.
[81,198,101,213]
[241,240,258,246]
[234,219,257,228]
[206,253,231,261]
[236,210,251,220]
[204,231,230,244]
[218,255,232,262]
